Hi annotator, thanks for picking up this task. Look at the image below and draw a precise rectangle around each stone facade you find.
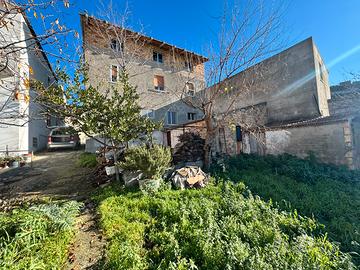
[265,120,353,168]
[209,37,330,124]
[207,38,360,168]
[80,14,207,127]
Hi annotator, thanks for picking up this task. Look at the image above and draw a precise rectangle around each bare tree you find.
[179,0,286,166]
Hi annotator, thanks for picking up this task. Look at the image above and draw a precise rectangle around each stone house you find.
[194,37,360,168]
[0,2,56,155]
[80,14,207,128]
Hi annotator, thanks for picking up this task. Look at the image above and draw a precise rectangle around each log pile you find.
[172,132,205,165]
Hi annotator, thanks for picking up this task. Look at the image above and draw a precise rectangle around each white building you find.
[0,2,56,155]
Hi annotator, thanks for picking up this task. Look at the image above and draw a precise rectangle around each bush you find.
[118,145,171,179]
[0,201,82,270]
[77,152,97,168]
[211,154,360,266]
[96,183,354,269]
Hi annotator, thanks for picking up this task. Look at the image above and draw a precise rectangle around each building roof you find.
[79,13,208,63]
[266,113,354,129]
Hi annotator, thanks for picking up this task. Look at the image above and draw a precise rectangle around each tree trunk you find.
[111,140,120,182]
[203,115,214,169]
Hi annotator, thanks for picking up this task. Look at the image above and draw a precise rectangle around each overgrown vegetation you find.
[77,152,98,168]
[118,145,172,179]
[94,183,355,269]
[211,154,360,266]
[0,201,82,270]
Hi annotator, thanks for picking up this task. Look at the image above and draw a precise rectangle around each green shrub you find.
[77,152,97,168]
[0,201,82,270]
[118,145,171,179]
[96,183,354,269]
[211,154,360,266]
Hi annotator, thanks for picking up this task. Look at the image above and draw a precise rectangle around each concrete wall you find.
[81,14,206,127]
[209,37,330,124]
[265,121,351,167]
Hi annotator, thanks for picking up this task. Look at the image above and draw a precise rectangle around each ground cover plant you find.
[94,182,355,269]
[77,152,98,168]
[0,201,82,270]
[211,154,360,266]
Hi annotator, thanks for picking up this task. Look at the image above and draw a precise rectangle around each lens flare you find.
[275,44,360,97]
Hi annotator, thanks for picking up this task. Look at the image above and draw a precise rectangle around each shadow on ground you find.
[0,149,95,201]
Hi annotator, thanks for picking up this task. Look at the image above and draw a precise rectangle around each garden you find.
[211,153,360,267]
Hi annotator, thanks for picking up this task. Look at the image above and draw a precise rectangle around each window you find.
[32,137,38,148]
[154,75,165,91]
[187,112,196,121]
[186,82,195,96]
[110,39,123,52]
[167,111,177,125]
[141,109,155,119]
[110,65,119,82]
[184,61,193,72]
[318,62,324,81]
[153,51,163,63]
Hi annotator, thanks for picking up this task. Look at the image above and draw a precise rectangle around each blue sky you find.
[30,0,360,85]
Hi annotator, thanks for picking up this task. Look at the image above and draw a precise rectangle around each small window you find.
[187,112,196,121]
[167,111,177,125]
[319,62,324,81]
[186,82,195,96]
[110,65,119,82]
[154,75,165,91]
[32,137,38,148]
[184,61,193,72]
[153,51,163,63]
[110,39,123,52]
[142,109,155,119]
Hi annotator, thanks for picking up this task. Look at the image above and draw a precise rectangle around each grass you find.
[77,152,97,168]
[210,154,360,266]
[94,182,355,269]
[0,201,82,270]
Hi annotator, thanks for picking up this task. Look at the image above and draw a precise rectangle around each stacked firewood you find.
[172,132,205,164]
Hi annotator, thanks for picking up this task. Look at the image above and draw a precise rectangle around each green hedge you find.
[211,154,360,266]
[95,183,354,269]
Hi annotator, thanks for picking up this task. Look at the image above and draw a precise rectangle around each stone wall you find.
[214,103,267,156]
[208,37,330,124]
[265,121,352,168]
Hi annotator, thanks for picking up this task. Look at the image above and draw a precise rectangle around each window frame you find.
[186,82,195,96]
[154,75,165,91]
[110,39,124,53]
[110,64,119,83]
[142,109,155,119]
[187,112,196,121]
[167,111,177,125]
[153,51,163,63]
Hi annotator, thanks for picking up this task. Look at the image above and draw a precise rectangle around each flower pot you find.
[11,161,20,168]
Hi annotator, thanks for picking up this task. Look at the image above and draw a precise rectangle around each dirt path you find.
[66,201,106,270]
[0,150,106,270]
